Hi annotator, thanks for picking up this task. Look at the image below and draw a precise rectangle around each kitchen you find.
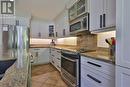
[0,0,130,87]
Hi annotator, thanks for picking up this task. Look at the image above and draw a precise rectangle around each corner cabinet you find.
[30,48,50,65]
[30,20,54,39]
[89,0,116,32]
[54,9,70,38]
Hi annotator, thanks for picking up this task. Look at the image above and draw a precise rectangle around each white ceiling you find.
[16,0,70,21]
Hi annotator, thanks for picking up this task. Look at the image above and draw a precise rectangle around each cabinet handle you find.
[87,74,101,83]
[100,15,103,28]
[103,14,106,27]
[56,32,58,37]
[57,58,61,60]
[63,29,65,36]
[52,55,55,57]
[57,65,61,68]
[35,52,38,57]
[57,51,61,53]
[87,61,101,67]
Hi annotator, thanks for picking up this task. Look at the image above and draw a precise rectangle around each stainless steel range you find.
[61,50,80,87]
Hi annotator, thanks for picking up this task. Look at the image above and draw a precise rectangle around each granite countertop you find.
[51,46,115,64]
[0,49,30,87]
[51,46,78,52]
[29,44,115,64]
[81,51,115,64]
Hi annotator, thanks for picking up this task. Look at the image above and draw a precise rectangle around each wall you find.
[56,37,77,46]
[97,31,116,48]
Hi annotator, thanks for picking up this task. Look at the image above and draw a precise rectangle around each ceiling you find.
[16,0,70,21]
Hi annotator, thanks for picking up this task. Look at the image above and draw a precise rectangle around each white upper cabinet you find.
[89,0,116,31]
[116,0,130,69]
[54,9,70,38]
[68,0,88,21]
[89,0,104,31]
[104,0,116,28]
[30,19,54,39]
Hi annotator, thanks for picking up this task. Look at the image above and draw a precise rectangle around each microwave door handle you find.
[61,56,77,62]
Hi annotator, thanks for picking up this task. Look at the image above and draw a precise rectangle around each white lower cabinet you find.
[81,56,115,87]
[81,76,99,87]
[116,66,130,87]
[30,48,50,65]
[50,48,61,72]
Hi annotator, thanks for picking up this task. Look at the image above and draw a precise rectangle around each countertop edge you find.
[80,53,115,65]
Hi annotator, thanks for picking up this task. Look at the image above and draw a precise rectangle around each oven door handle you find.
[61,55,77,62]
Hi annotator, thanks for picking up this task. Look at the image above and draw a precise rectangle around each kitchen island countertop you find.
[0,50,30,87]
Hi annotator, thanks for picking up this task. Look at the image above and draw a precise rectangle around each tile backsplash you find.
[97,31,116,48]
[77,33,97,50]
[56,37,77,46]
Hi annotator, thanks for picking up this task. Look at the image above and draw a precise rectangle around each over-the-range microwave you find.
[69,14,89,33]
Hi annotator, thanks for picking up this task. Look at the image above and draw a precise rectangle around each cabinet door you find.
[31,21,40,38]
[90,0,104,31]
[116,66,130,87]
[81,77,90,87]
[39,23,50,38]
[38,48,50,64]
[81,76,101,87]
[104,0,116,28]
[55,9,70,38]
[116,0,130,68]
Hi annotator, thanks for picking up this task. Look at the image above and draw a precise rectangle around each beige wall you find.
[97,31,116,48]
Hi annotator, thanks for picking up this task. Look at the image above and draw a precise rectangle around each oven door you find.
[61,55,78,78]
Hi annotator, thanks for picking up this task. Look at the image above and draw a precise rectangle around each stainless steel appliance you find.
[2,25,30,51]
[70,13,89,34]
[61,50,80,87]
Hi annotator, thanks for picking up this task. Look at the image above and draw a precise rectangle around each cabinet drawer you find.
[81,56,115,77]
[81,65,115,87]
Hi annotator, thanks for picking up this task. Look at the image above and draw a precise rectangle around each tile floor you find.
[32,64,68,87]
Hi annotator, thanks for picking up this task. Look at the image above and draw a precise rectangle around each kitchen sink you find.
[0,59,16,80]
